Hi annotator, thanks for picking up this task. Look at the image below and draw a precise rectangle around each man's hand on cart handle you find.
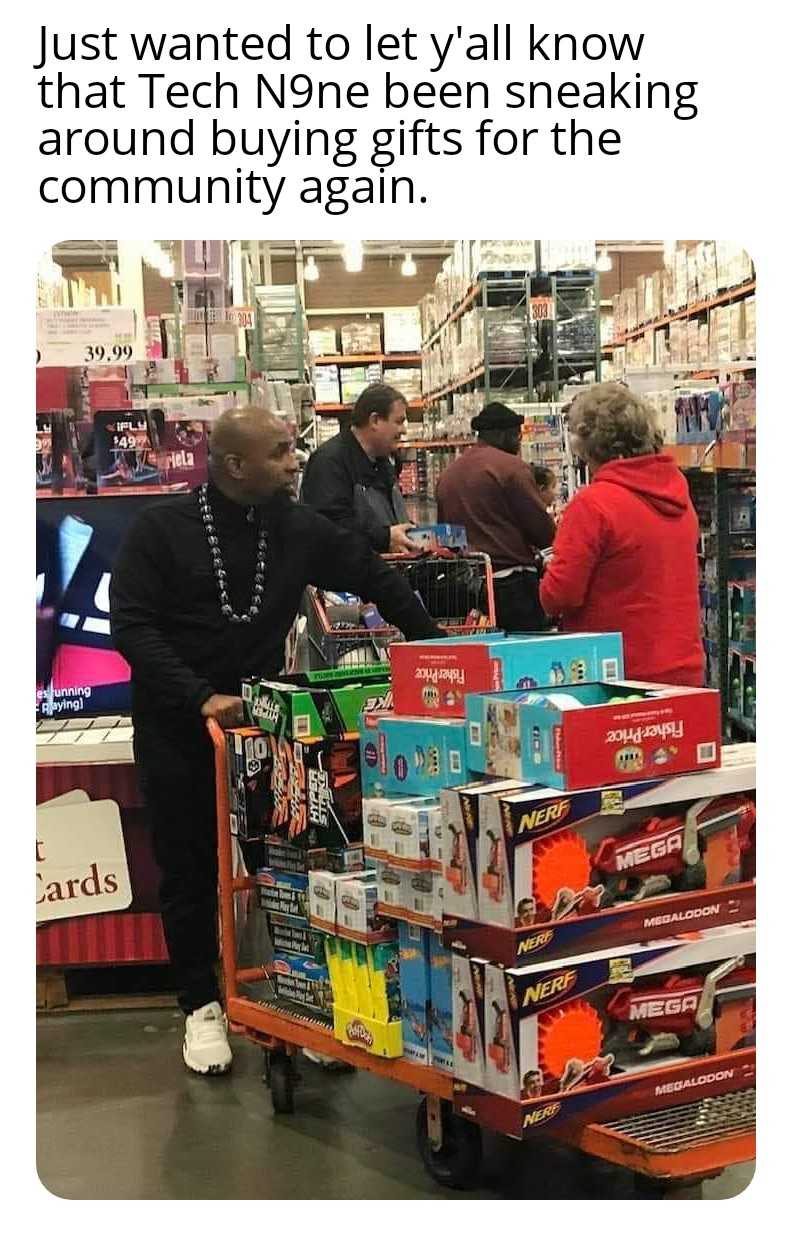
[389,523,422,556]
[201,694,244,728]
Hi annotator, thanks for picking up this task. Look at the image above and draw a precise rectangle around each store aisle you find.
[37,1009,753,1200]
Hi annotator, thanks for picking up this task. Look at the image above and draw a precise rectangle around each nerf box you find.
[271,953,333,1017]
[452,954,488,1088]
[407,524,468,553]
[256,869,310,927]
[390,632,624,718]
[268,916,327,962]
[428,931,454,1073]
[399,922,432,1063]
[466,681,721,790]
[242,666,392,739]
[446,753,756,964]
[441,780,532,922]
[359,714,469,798]
[469,924,755,1135]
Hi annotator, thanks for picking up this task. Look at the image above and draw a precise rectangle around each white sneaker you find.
[183,1001,233,1075]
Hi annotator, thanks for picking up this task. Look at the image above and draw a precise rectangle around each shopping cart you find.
[301,551,497,671]
[208,717,756,1192]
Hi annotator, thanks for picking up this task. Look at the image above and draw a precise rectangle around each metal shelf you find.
[610,280,756,346]
[314,353,421,366]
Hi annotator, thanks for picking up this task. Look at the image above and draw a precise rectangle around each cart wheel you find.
[267,1054,296,1115]
[416,1097,482,1190]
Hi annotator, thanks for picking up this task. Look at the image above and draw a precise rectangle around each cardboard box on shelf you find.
[309,327,339,356]
[341,322,382,355]
[242,667,391,740]
[399,922,432,1063]
[336,871,396,943]
[389,799,441,870]
[359,713,469,798]
[428,931,454,1072]
[477,924,754,1121]
[465,682,721,790]
[390,633,624,719]
[313,365,341,404]
[383,309,422,354]
[452,954,488,1087]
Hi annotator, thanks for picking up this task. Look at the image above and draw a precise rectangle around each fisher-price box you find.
[452,954,488,1088]
[399,922,432,1063]
[475,924,755,1130]
[390,633,624,718]
[242,666,391,739]
[359,714,469,798]
[465,682,721,790]
[429,931,454,1073]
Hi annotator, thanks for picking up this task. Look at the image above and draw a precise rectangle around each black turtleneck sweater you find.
[110,481,440,739]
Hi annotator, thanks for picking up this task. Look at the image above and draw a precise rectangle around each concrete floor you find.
[37,1007,754,1200]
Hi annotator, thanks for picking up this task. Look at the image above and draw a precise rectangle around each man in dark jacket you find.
[301,383,420,554]
[436,402,556,631]
[110,407,441,1075]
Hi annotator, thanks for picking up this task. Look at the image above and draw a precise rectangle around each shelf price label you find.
[36,307,139,368]
[530,296,555,322]
[226,306,256,329]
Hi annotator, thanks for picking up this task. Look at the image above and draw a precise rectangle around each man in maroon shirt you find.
[436,403,556,631]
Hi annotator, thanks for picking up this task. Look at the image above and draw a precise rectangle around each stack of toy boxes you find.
[441,662,757,1134]
[233,667,390,1011]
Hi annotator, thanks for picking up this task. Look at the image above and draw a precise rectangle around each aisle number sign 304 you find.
[36,307,139,368]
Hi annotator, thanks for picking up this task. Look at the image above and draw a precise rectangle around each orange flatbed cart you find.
[209,717,755,1191]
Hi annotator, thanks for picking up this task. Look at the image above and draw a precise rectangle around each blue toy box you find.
[359,713,469,798]
[428,931,454,1073]
[398,921,432,1064]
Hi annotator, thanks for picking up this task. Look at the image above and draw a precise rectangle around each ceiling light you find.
[343,241,364,272]
[401,252,417,277]
[596,248,613,273]
[304,255,320,281]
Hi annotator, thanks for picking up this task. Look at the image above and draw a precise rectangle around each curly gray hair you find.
[568,383,663,464]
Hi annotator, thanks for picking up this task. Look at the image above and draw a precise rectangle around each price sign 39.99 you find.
[36,308,139,368]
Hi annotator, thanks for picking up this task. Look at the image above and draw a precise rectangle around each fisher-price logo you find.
[517,800,571,836]
[606,721,685,746]
[523,1101,561,1128]
[522,969,577,1008]
[346,1019,374,1048]
[414,666,467,686]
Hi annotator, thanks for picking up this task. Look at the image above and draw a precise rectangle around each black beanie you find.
[471,402,523,433]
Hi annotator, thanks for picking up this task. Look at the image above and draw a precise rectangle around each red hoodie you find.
[539,454,704,686]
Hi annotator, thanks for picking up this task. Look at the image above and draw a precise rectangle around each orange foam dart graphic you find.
[537,1000,604,1082]
[532,830,592,920]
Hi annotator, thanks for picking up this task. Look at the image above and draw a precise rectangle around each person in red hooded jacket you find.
[540,383,704,687]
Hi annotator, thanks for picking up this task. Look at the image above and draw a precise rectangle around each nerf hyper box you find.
[445,749,756,963]
[390,633,624,718]
[359,714,469,798]
[399,922,432,1063]
[242,666,392,738]
[465,682,721,790]
[464,922,755,1137]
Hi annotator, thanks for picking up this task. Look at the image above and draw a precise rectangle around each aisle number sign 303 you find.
[36,307,139,368]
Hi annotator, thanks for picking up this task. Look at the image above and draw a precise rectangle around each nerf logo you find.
[522,969,577,1008]
[518,800,571,835]
[631,994,699,1020]
[516,930,554,956]
[346,1020,374,1048]
[616,832,683,871]
[523,1102,561,1128]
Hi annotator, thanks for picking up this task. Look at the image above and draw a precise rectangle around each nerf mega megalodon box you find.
[454,922,755,1137]
[242,665,392,738]
[390,632,624,718]
[443,746,756,964]
[465,681,721,790]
